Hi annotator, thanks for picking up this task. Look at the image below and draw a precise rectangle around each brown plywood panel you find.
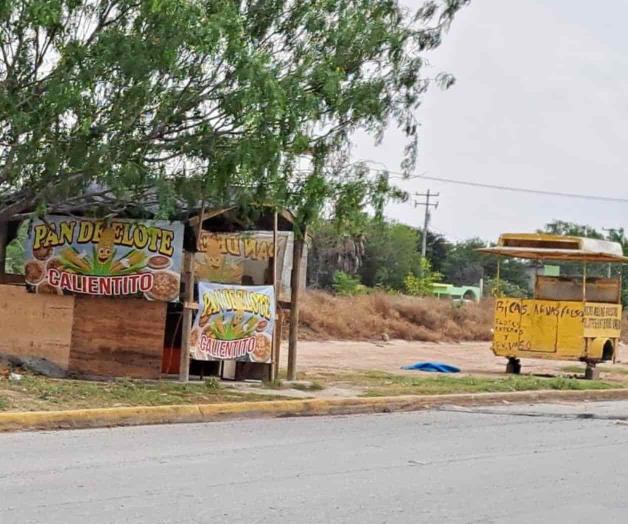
[535,276,620,303]
[0,284,74,369]
[69,297,166,379]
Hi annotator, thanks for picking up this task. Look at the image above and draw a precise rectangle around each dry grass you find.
[298,291,493,342]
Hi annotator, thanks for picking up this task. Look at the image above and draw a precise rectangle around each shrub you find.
[332,271,368,296]
[403,258,441,296]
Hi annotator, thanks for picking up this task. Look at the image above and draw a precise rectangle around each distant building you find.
[431,283,481,303]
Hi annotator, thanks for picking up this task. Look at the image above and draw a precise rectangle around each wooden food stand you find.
[0,206,306,382]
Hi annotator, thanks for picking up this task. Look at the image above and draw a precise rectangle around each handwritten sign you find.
[494,298,622,357]
[583,304,621,337]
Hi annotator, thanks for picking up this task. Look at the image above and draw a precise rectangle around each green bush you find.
[485,277,529,298]
[332,271,368,296]
[403,258,441,296]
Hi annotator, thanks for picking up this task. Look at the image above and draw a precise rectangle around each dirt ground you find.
[281,340,628,379]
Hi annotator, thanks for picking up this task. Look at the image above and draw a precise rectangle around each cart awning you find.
[477,233,628,263]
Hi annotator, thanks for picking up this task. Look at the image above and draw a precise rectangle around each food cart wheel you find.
[506,358,521,375]
[584,362,600,380]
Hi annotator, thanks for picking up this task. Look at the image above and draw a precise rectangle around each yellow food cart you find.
[478,233,627,379]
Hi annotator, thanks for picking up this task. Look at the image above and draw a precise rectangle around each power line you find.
[357,160,628,204]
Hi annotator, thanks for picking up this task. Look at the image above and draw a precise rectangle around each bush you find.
[332,271,368,296]
[403,258,441,296]
[485,277,529,298]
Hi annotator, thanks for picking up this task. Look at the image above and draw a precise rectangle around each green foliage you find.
[360,221,422,290]
[4,223,27,274]
[0,0,468,228]
[418,231,451,272]
[403,259,442,296]
[484,277,529,298]
[204,377,221,391]
[542,221,604,239]
[332,271,367,296]
[441,238,530,293]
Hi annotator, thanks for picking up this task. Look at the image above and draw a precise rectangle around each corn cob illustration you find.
[109,249,147,274]
[96,227,116,264]
[58,247,91,272]
[243,316,259,336]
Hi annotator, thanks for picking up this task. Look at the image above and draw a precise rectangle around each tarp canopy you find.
[477,233,628,263]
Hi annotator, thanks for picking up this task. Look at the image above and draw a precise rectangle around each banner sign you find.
[24,216,184,302]
[195,230,306,302]
[190,282,275,363]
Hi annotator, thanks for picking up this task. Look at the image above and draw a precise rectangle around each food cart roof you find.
[477,233,628,263]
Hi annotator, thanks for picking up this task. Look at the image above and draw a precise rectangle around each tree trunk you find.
[0,221,7,275]
[287,235,305,381]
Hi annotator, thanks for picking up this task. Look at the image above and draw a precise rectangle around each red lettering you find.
[48,268,60,286]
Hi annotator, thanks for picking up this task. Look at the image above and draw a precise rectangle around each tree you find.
[360,220,422,290]
[307,220,365,289]
[542,221,604,239]
[418,230,450,272]
[441,237,530,292]
[0,0,469,380]
[0,0,469,223]
[4,222,26,273]
[440,238,486,286]
[403,258,441,296]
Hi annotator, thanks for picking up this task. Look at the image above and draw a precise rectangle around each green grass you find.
[298,369,620,397]
[561,364,628,376]
[357,373,619,397]
[0,375,284,412]
[261,379,325,392]
[291,381,324,392]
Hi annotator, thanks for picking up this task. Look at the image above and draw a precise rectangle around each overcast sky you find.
[352,0,628,242]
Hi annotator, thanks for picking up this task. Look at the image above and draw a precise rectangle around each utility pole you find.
[414,190,439,259]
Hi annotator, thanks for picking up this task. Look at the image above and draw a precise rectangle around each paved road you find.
[2,401,628,523]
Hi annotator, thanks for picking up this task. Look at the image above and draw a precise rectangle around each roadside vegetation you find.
[293,369,623,397]
[1,368,624,413]
[0,375,282,413]
[299,291,493,342]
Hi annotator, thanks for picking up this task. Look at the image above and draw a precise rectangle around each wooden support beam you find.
[287,235,304,381]
[179,252,194,382]
[271,212,279,381]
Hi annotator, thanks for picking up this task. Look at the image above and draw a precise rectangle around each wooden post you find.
[179,252,194,382]
[582,262,587,302]
[0,221,7,275]
[273,307,283,379]
[287,234,304,381]
[271,211,279,381]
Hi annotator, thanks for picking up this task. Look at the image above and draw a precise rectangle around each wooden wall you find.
[0,284,74,369]
[69,296,167,379]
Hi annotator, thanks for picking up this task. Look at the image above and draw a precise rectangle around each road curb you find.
[3,388,628,432]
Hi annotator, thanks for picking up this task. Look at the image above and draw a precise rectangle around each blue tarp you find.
[401,362,460,373]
